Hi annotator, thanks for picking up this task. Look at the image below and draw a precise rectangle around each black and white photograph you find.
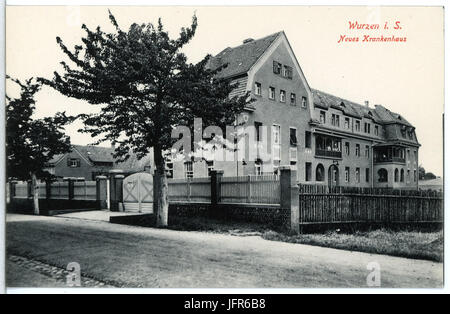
[1,1,448,296]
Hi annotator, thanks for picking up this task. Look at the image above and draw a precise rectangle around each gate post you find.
[45,180,52,200]
[211,170,223,206]
[68,178,75,200]
[109,169,124,211]
[280,166,299,234]
[96,175,108,209]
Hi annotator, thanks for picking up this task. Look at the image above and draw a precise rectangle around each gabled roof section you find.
[207,32,282,79]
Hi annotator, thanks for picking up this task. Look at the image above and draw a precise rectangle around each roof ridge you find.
[227,31,283,50]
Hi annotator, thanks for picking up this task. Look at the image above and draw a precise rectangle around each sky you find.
[5,6,444,176]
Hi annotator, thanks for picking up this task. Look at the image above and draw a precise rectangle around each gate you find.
[122,172,153,213]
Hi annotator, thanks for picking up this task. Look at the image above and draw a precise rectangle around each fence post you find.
[27,180,32,198]
[280,166,299,234]
[211,170,223,206]
[109,169,124,211]
[45,180,52,200]
[247,175,251,203]
[96,175,108,210]
[68,178,75,200]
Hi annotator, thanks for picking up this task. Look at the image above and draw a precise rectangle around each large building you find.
[172,31,420,189]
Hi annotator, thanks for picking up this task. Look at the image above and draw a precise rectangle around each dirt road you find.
[6,214,443,288]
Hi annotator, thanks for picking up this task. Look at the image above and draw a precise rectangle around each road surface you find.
[6,214,443,288]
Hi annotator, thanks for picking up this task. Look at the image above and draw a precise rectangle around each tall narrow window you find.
[356,168,360,183]
[290,128,297,146]
[254,82,261,96]
[355,144,360,157]
[269,87,275,100]
[365,145,370,158]
[320,111,326,124]
[365,168,370,183]
[254,121,263,142]
[374,125,379,135]
[355,120,361,132]
[344,117,350,129]
[305,162,312,181]
[290,93,296,105]
[184,161,193,178]
[280,90,286,103]
[305,131,312,148]
[345,167,350,183]
[301,96,307,108]
[345,142,350,155]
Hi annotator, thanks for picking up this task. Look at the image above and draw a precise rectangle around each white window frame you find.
[272,124,281,161]
[280,90,286,103]
[269,87,275,100]
[254,82,261,96]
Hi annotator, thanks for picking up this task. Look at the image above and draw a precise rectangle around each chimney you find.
[364,100,369,107]
[243,38,254,44]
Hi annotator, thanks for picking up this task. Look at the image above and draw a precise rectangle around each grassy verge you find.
[262,229,443,262]
[167,216,443,262]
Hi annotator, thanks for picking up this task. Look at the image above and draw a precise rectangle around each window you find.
[254,82,261,96]
[316,164,325,181]
[355,144,360,157]
[394,168,399,182]
[272,125,281,160]
[331,114,340,127]
[344,117,350,129]
[374,125,379,136]
[283,65,293,79]
[184,161,193,178]
[365,145,370,158]
[280,90,286,103]
[413,151,417,163]
[305,131,312,149]
[305,162,312,181]
[166,162,173,179]
[407,170,410,182]
[207,160,214,177]
[290,161,298,176]
[364,122,371,134]
[273,61,282,74]
[400,169,405,182]
[320,111,326,123]
[255,159,263,176]
[301,96,307,108]
[414,170,417,182]
[290,93,296,105]
[269,87,275,100]
[355,120,361,132]
[67,158,80,168]
[356,168,360,183]
[378,168,388,182]
[345,142,350,155]
[254,121,263,142]
[366,168,370,183]
[345,167,350,183]
[290,128,297,146]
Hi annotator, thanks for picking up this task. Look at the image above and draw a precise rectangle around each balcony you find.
[315,149,342,159]
[374,156,405,164]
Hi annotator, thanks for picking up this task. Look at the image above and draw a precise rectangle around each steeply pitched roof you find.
[311,88,412,126]
[114,153,153,173]
[207,32,282,79]
[73,145,115,163]
[47,145,115,165]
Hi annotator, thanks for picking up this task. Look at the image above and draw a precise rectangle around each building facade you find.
[171,31,420,189]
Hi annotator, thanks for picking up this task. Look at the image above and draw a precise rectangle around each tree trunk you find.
[153,147,168,227]
[31,172,39,215]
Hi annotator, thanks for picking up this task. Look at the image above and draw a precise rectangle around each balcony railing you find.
[374,156,406,164]
[315,149,342,159]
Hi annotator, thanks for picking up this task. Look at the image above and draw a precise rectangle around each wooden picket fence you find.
[219,174,280,205]
[298,184,443,225]
[11,181,97,200]
[168,174,281,205]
